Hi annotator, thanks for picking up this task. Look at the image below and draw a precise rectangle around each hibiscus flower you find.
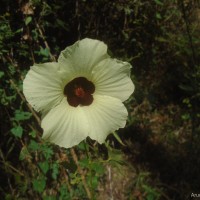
[23,38,134,148]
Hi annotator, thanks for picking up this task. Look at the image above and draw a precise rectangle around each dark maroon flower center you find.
[64,77,95,107]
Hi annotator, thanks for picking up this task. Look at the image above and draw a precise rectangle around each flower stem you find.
[70,148,92,199]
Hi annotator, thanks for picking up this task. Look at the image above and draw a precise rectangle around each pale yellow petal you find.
[41,98,88,148]
[23,62,64,112]
[91,58,134,102]
[81,94,128,143]
[58,38,109,78]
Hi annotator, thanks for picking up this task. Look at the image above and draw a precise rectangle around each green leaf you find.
[59,184,71,199]
[11,125,23,138]
[181,113,191,120]
[142,185,160,199]
[55,19,69,31]
[156,13,162,19]
[29,131,36,138]
[106,144,126,166]
[77,141,87,151]
[90,162,104,175]
[38,162,49,174]
[87,175,98,189]
[15,28,23,34]
[32,177,46,193]
[179,84,194,92]
[14,110,32,121]
[79,158,89,168]
[51,163,59,180]
[25,16,32,25]
[41,145,53,160]
[154,0,163,5]
[28,140,40,151]
[19,146,31,160]
[39,47,50,57]
[43,196,57,200]
[112,131,126,146]
[0,71,4,78]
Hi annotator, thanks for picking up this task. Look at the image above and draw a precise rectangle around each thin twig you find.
[56,150,72,192]
[0,160,25,176]
[70,148,92,199]
[61,166,72,192]
[9,79,41,125]
[76,0,81,40]
[107,165,114,200]
[35,22,56,62]
[6,55,24,80]
[0,150,24,176]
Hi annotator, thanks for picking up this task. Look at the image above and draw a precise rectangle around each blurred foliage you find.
[0,0,200,199]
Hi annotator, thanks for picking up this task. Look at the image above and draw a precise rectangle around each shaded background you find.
[0,0,200,199]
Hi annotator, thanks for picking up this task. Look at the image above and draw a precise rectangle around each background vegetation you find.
[0,0,200,199]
